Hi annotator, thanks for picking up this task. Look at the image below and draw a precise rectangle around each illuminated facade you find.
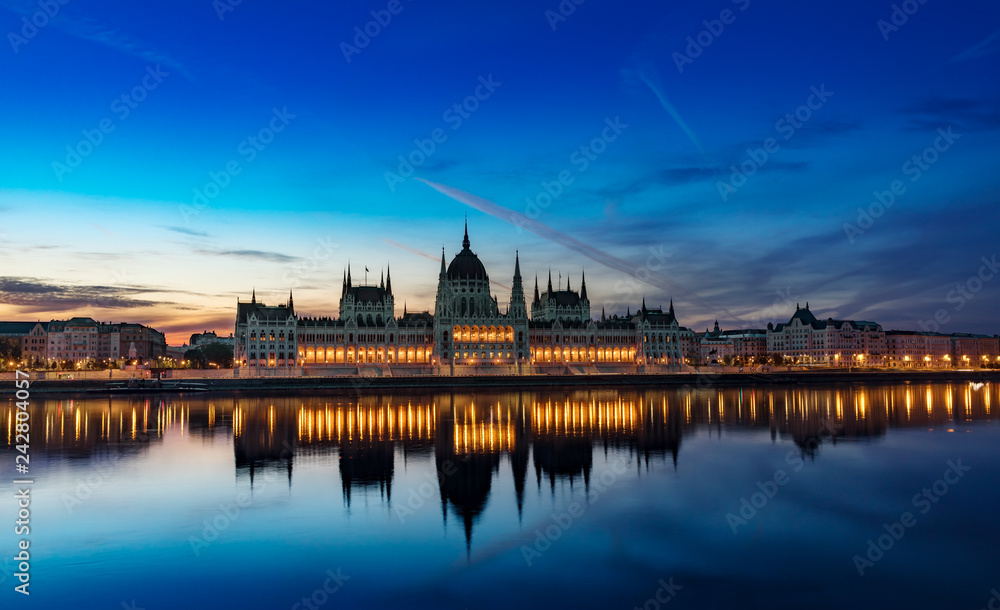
[886,331,953,368]
[235,224,685,374]
[234,291,298,373]
[433,223,528,366]
[767,303,886,366]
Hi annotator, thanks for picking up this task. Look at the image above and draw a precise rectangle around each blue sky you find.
[1,0,998,342]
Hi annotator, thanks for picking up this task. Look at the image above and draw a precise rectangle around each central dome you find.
[446,223,489,281]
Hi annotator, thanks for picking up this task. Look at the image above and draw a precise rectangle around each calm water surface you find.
[2,382,1000,609]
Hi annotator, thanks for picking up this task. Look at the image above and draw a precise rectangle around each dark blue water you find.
[2,383,999,609]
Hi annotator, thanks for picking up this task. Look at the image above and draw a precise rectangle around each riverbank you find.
[5,369,999,397]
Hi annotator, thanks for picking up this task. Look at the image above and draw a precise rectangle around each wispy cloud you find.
[950,27,1000,62]
[0,277,162,312]
[901,97,1000,131]
[0,0,193,80]
[416,178,735,316]
[160,225,210,238]
[626,61,706,156]
[195,249,301,263]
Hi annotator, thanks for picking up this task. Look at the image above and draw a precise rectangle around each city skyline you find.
[2,1,999,344]
[3,220,999,347]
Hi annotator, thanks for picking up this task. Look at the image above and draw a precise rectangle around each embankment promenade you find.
[3,369,999,396]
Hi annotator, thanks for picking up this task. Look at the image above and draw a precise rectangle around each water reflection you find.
[3,382,997,550]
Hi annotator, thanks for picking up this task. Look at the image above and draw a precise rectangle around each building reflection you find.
[2,382,997,546]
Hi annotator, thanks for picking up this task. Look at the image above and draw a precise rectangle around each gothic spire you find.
[380,269,384,289]
[251,288,256,304]
[347,262,352,288]
[439,248,446,279]
[288,290,293,310]
[533,275,540,304]
[513,250,521,279]
[547,269,553,296]
[386,264,392,294]
[580,269,588,300]
[669,298,674,316]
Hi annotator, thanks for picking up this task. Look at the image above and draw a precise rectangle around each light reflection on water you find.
[2,382,999,609]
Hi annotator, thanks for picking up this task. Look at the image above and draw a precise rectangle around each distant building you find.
[117,323,167,362]
[234,290,298,372]
[767,303,886,366]
[45,318,121,363]
[0,321,49,364]
[695,322,767,364]
[886,331,952,367]
[189,331,235,347]
[22,322,50,363]
[949,333,1000,368]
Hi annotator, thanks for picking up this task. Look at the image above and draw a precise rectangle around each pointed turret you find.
[547,269,553,296]
[601,306,606,321]
[642,296,646,313]
[580,270,588,300]
[566,275,571,292]
[288,290,294,311]
[251,288,256,304]
[669,298,674,317]
[342,270,347,296]
[347,263,352,288]
[386,264,392,295]
[714,319,720,333]
[380,269,384,289]
[439,248,446,279]
[508,250,527,320]
[533,275,540,304]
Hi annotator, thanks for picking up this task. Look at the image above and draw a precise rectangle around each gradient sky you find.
[1,0,998,344]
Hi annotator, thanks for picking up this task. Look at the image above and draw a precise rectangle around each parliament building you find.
[234,223,685,375]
